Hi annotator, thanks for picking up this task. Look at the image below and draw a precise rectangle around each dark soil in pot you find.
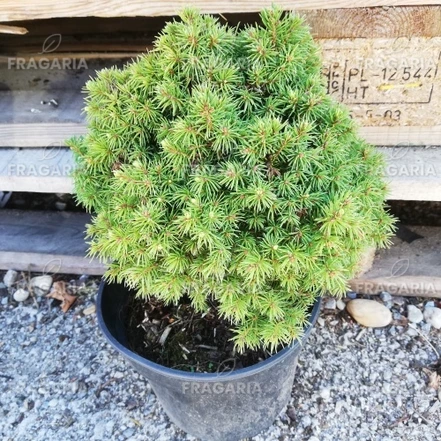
[97,281,321,441]
[124,295,273,373]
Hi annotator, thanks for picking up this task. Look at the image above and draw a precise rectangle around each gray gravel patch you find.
[1,278,441,441]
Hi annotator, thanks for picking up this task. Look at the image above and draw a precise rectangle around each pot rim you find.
[97,280,322,381]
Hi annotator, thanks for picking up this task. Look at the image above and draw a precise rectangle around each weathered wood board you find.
[351,225,441,297]
[1,1,441,21]
[0,210,105,275]
[0,147,74,192]
[1,36,440,146]
[0,210,439,295]
[321,37,441,141]
[1,146,440,201]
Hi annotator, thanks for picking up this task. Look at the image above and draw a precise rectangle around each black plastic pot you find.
[97,281,321,441]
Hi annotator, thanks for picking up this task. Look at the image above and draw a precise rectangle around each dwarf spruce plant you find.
[68,7,395,352]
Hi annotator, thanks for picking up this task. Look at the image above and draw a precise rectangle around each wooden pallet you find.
[0,209,439,296]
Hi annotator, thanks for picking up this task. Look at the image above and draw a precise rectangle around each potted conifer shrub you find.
[68,7,395,441]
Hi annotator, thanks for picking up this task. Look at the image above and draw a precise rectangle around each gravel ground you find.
[1,273,441,441]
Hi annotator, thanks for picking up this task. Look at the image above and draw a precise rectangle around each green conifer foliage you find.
[68,7,396,352]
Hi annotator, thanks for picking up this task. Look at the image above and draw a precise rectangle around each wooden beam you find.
[1,123,440,148]
[0,209,106,275]
[2,34,441,147]
[1,1,441,22]
[1,7,440,42]
[0,147,74,193]
[0,210,439,293]
[351,226,441,297]
[0,252,105,275]
[1,146,440,200]
[0,124,87,148]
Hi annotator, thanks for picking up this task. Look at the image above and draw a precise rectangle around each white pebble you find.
[424,307,441,329]
[30,275,53,296]
[336,299,346,311]
[324,298,336,309]
[319,387,331,401]
[13,289,29,302]
[407,305,424,324]
[3,269,18,288]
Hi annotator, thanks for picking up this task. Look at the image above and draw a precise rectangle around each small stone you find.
[336,299,346,311]
[317,317,325,327]
[424,307,441,329]
[324,298,336,309]
[393,312,404,321]
[1,297,8,305]
[83,304,96,316]
[71,380,79,394]
[380,291,392,302]
[319,387,331,401]
[421,323,432,334]
[407,305,424,324]
[406,327,418,337]
[30,275,53,296]
[393,296,406,306]
[425,301,435,309]
[13,289,29,302]
[0,282,6,289]
[78,274,89,285]
[301,415,312,427]
[3,270,18,288]
[346,291,357,299]
[347,299,392,328]
[23,398,34,411]
[286,406,296,422]
[123,428,135,438]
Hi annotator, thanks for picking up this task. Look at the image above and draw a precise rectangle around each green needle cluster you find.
[68,7,395,352]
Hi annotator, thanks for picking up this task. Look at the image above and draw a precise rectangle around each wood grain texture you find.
[0,147,74,193]
[0,209,90,256]
[0,209,106,275]
[0,124,87,147]
[1,1,441,21]
[351,226,441,297]
[1,123,439,148]
[0,211,438,286]
[0,252,106,275]
[1,146,440,200]
[1,7,440,43]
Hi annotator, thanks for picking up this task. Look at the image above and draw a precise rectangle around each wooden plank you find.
[0,209,106,275]
[0,252,105,275]
[0,209,90,255]
[0,210,439,290]
[1,7,440,43]
[321,37,441,130]
[2,123,440,149]
[2,36,441,146]
[1,1,441,22]
[351,226,441,297]
[1,146,440,200]
[0,147,74,193]
[0,124,87,148]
